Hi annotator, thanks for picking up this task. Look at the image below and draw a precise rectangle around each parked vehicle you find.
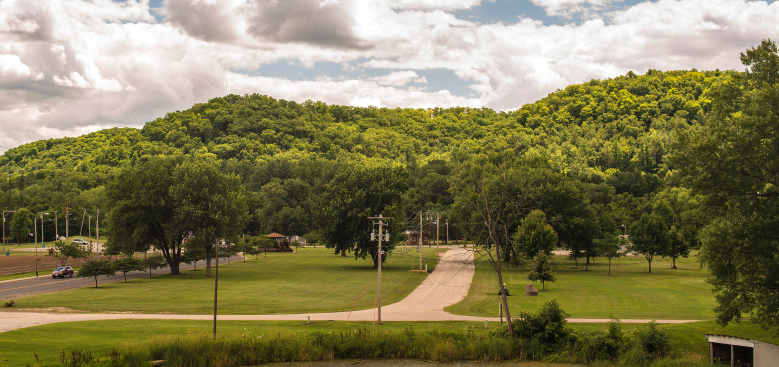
[72,238,88,245]
[52,266,74,278]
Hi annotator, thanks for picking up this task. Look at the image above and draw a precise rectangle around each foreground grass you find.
[12,247,443,314]
[447,251,714,320]
[2,318,775,367]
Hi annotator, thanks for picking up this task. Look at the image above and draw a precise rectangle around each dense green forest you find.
[0,67,719,244]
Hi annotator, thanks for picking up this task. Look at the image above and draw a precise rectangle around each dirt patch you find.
[0,253,100,276]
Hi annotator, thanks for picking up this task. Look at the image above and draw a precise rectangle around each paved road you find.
[0,255,246,300]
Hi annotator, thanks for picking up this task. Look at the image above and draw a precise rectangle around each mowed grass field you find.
[446,250,715,320]
[11,246,445,314]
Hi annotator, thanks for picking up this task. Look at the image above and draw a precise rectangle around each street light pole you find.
[34,215,38,277]
[213,239,223,339]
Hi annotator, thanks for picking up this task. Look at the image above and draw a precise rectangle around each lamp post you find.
[621,223,626,236]
[213,239,224,339]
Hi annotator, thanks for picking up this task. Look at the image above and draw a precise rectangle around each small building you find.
[706,334,779,367]
[288,235,306,246]
[267,233,289,250]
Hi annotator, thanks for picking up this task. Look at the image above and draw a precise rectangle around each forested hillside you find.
[0,68,722,245]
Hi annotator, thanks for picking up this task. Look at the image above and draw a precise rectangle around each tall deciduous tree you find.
[9,208,33,243]
[451,153,529,336]
[107,155,247,276]
[107,156,186,274]
[318,164,407,268]
[673,39,779,329]
[512,210,557,260]
[171,158,248,277]
[630,213,669,273]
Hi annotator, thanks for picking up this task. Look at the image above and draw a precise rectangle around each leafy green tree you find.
[597,236,626,276]
[113,257,144,282]
[318,164,407,268]
[528,253,555,290]
[143,254,167,277]
[512,210,558,260]
[665,225,689,269]
[108,156,247,276]
[77,259,115,288]
[49,240,88,266]
[630,213,669,273]
[673,40,779,329]
[107,156,186,274]
[10,208,34,243]
[171,157,248,277]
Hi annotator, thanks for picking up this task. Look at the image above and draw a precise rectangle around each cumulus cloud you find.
[247,0,370,49]
[530,0,618,18]
[0,0,778,153]
[164,0,243,43]
[373,70,427,87]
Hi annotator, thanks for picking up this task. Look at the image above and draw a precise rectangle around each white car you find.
[72,238,88,245]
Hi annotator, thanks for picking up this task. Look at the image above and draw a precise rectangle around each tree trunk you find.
[169,260,180,275]
[94,276,98,288]
[608,258,612,275]
[672,258,677,269]
[647,256,652,273]
[493,239,513,336]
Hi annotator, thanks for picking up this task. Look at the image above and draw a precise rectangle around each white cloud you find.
[0,0,778,153]
[530,0,617,18]
[0,54,43,81]
[373,71,427,87]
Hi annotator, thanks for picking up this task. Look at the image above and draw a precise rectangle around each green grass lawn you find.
[0,319,491,366]
[11,247,444,314]
[2,317,775,367]
[446,251,715,320]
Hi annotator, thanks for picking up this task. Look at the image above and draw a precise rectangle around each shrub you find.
[4,299,14,307]
[634,321,672,358]
[511,299,571,358]
[574,319,627,363]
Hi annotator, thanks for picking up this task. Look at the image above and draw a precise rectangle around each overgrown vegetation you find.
[18,302,697,367]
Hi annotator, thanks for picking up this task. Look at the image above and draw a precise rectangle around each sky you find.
[0,0,778,154]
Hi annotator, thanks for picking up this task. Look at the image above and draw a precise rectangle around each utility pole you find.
[6,173,11,209]
[419,211,423,272]
[436,212,440,255]
[369,214,392,324]
[426,211,432,247]
[34,214,38,277]
[53,211,58,240]
[96,209,100,256]
[17,169,24,207]
[2,210,13,251]
[213,239,222,338]
[446,219,449,245]
[65,206,68,239]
